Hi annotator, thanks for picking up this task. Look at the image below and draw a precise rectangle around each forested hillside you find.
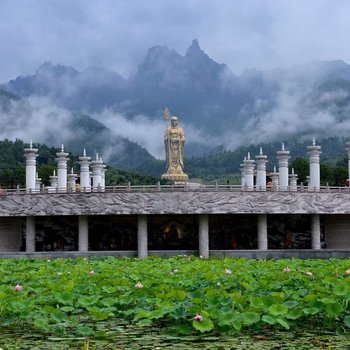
[0,139,162,188]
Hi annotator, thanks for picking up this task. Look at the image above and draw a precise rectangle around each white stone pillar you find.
[307,138,322,192]
[240,161,245,190]
[67,168,77,193]
[35,172,41,192]
[56,145,69,192]
[79,149,91,192]
[311,214,321,249]
[255,147,268,191]
[271,166,279,191]
[24,141,38,193]
[48,170,58,193]
[346,141,350,182]
[257,214,268,250]
[244,153,255,191]
[199,214,209,258]
[26,216,35,252]
[289,168,298,192]
[138,215,148,258]
[277,143,290,191]
[91,153,103,191]
[101,163,107,192]
[78,215,89,252]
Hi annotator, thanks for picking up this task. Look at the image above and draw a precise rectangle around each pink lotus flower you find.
[135,282,144,288]
[283,267,291,273]
[15,284,23,292]
[306,271,313,276]
[194,314,203,321]
[225,268,232,274]
[346,269,350,275]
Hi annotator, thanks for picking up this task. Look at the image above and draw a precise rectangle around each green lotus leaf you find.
[218,311,240,327]
[262,314,276,325]
[285,308,303,320]
[303,307,321,315]
[241,312,260,325]
[193,318,214,333]
[268,304,288,316]
[334,284,349,296]
[49,309,66,322]
[326,303,343,317]
[54,291,74,306]
[76,325,94,336]
[343,315,350,328]
[276,317,290,329]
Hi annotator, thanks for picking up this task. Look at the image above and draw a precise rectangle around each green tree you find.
[38,164,57,186]
[289,158,309,184]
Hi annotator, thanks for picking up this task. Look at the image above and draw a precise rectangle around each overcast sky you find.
[1,0,350,82]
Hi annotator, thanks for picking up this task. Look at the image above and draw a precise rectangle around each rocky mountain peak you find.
[35,61,78,78]
[137,45,182,76]
[185,39,203,57]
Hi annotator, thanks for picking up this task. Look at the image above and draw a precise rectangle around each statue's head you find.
[171,116,178,127]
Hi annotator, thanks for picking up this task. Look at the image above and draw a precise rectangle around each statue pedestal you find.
[161,172,188,183]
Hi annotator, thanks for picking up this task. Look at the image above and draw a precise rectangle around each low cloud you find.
[2,82,350,166]
[0,95,214,164]
[224,81,350,149]
[93,109,215,159]
[0,96,75,147]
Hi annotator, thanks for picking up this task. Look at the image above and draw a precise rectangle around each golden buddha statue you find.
[161,108,188,183]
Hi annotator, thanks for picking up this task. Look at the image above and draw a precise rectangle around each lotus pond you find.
[1,256,350,348]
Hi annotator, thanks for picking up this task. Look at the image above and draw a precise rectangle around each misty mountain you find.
[0,89,155,170]
[2,40,350,162]
[3,62,128,112]
[0,39,279,135]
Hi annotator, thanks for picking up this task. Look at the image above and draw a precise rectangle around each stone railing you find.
[1,183,350,195]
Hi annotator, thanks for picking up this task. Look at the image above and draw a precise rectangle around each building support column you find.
[257,214,268,250]
[78,215,89,252]
[26,216,35,252]
[311,214,321,250]
[138,215,148,258]
[199,214,209,258]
